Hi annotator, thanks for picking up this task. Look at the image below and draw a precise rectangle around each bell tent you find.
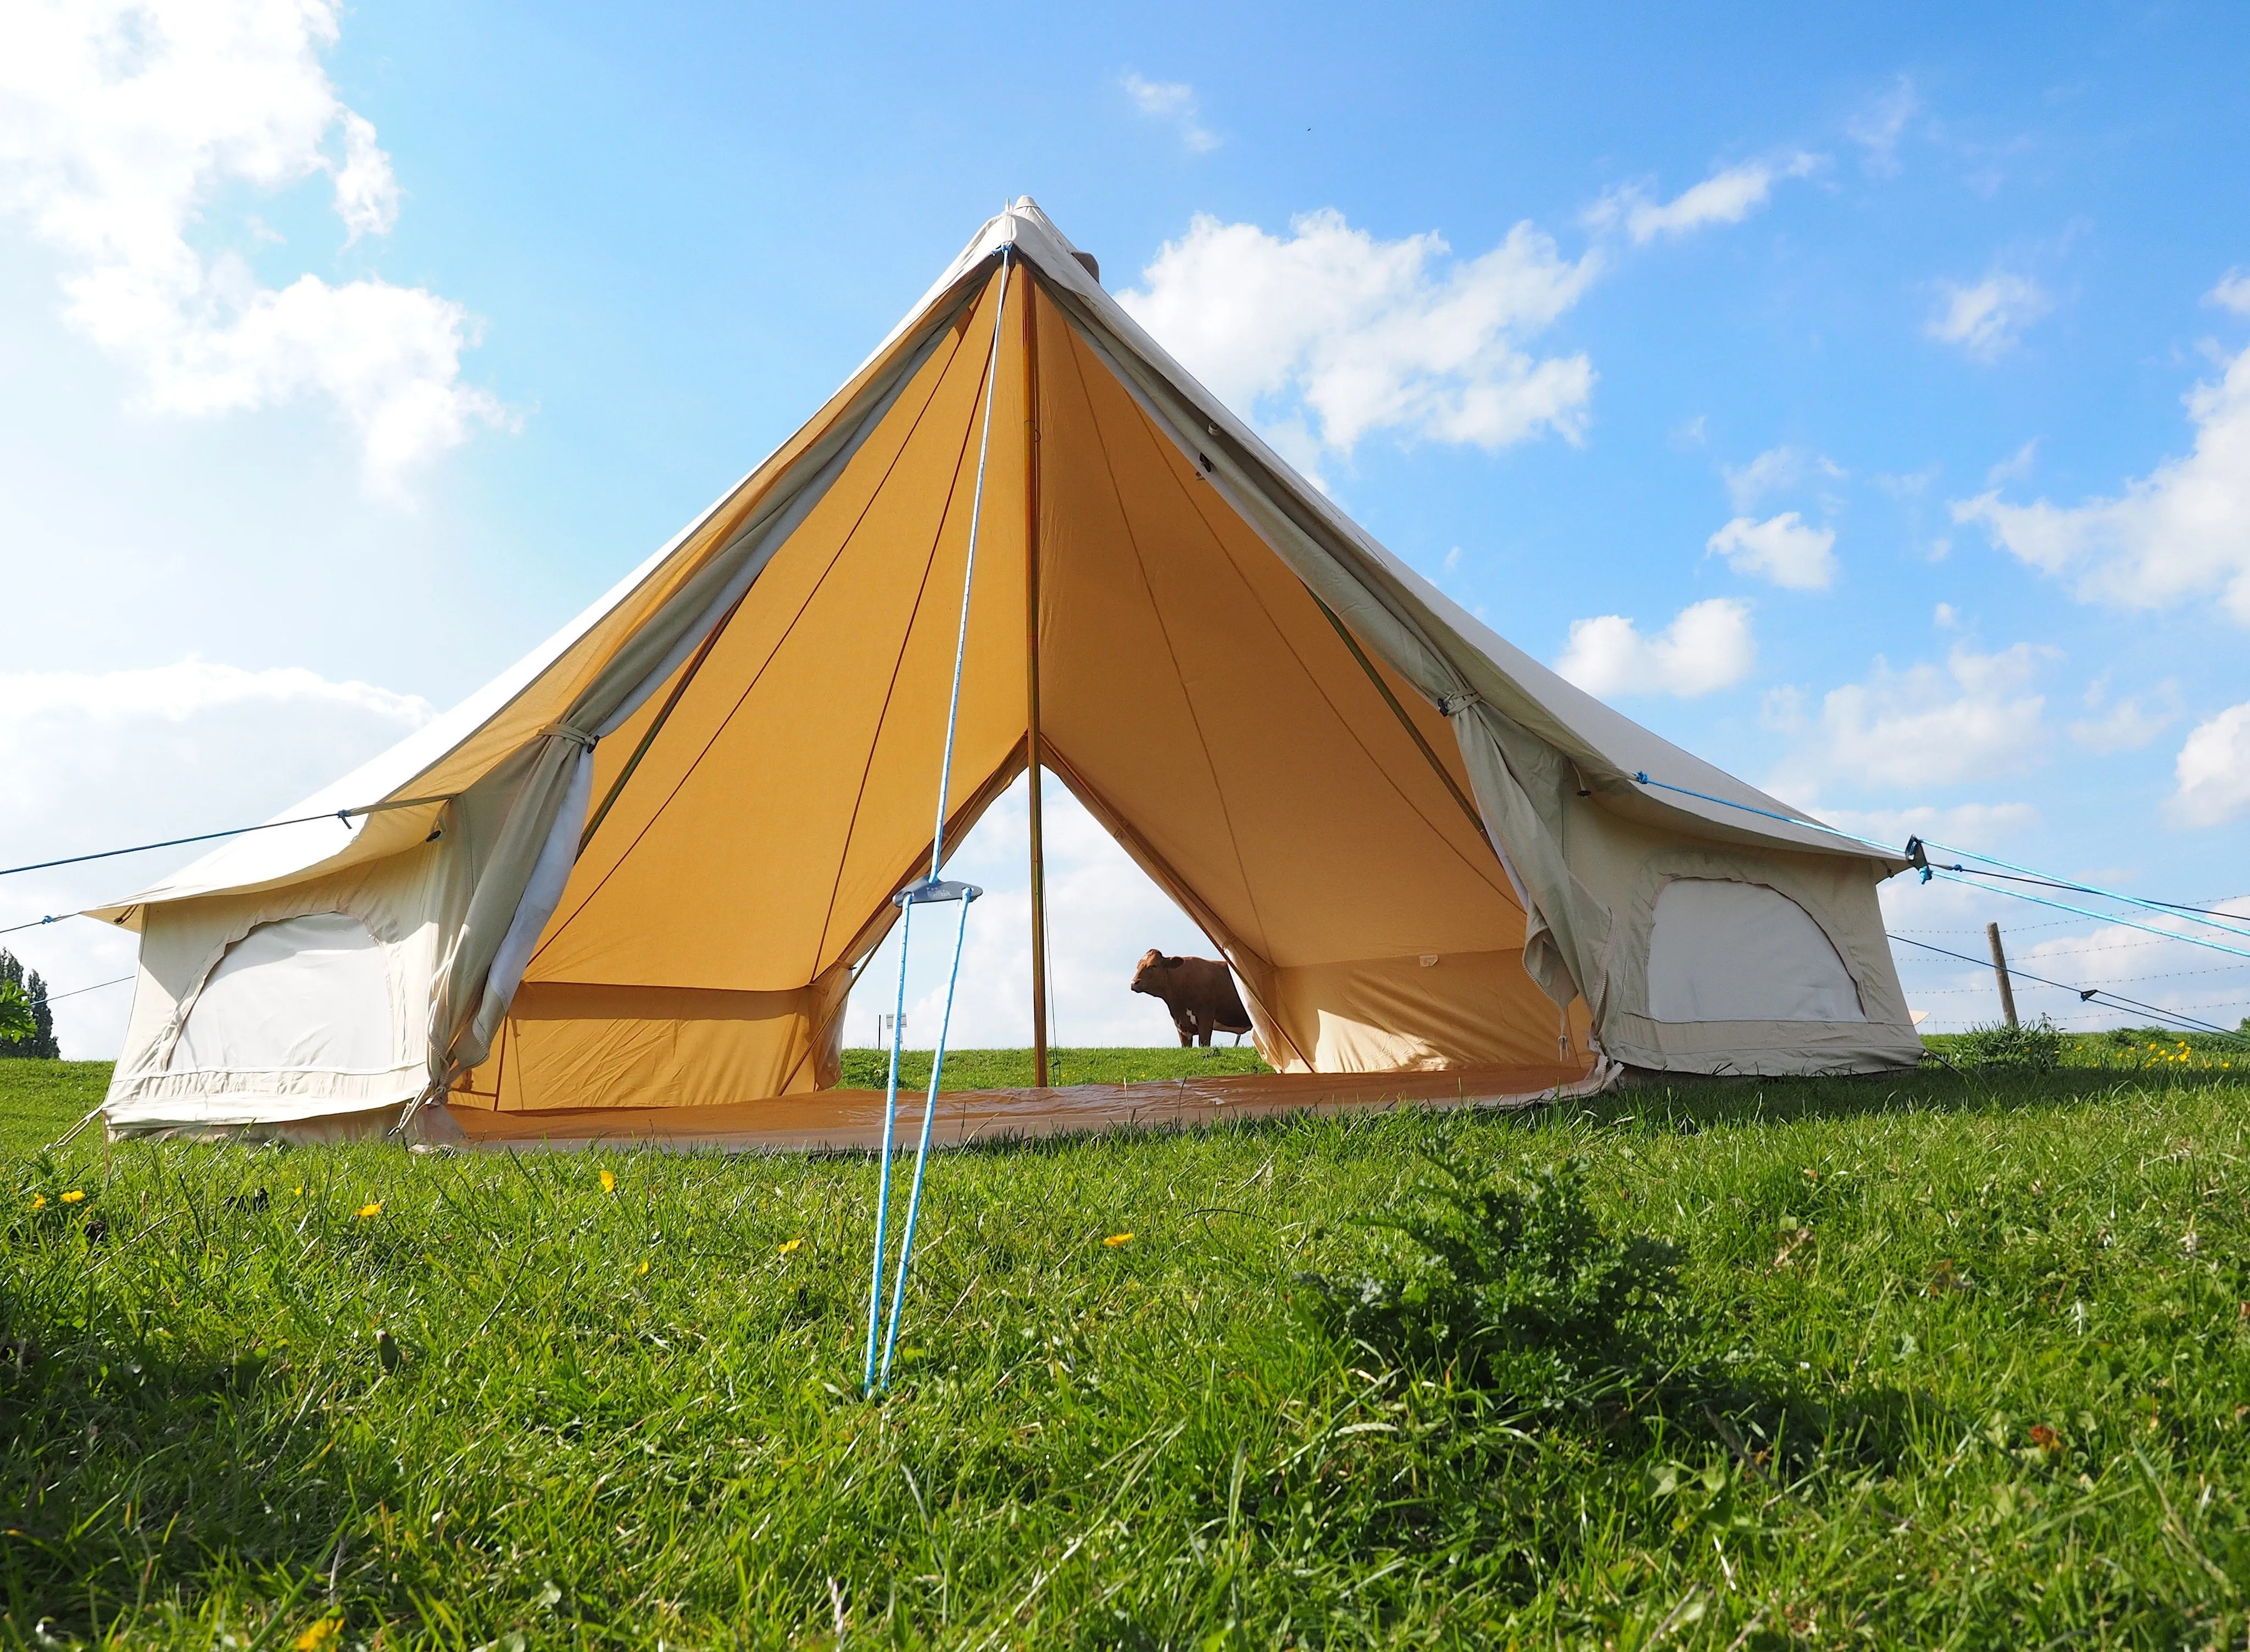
[92,199,1922,1148]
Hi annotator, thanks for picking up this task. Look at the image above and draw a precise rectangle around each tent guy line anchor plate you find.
[895,878,982,906]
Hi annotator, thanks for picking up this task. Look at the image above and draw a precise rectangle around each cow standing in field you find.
[1130,949,1254,1047]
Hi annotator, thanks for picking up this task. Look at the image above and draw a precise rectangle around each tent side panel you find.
[1566,808,1922,1075]
[1266,949,1598,1076]
[104,841,459,1134]
[454,971,851,1113]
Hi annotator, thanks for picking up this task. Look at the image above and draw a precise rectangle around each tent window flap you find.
[172,913,397,1074]
[1646,878,1865,1025]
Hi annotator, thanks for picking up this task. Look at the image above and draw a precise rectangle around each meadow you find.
[3,1041,2249,1648]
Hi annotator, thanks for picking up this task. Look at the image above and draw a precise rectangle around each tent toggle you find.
[894,877,982,908]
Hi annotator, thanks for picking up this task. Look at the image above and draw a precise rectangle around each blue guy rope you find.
[879,880,979,1389]
[863,894,917,1392]
[1629,773,1898,856]
[863,246,1012,1396]
[1926,870,2250,963]
[1920,838,2250,941]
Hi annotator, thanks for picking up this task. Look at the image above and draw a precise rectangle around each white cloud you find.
[1788,643,2051,788]
[1121,73,1217,153]
[1847,77,1918,176]
[1926,272,2051,360]
[1555,598,1755,698]
[2210,269,2250,316]
[1720,444,1846,513]
[1589,154,1820,244]
[1722,445,1802,512]
[1952,336,2250,622]
[1706,511,1838,590]
[1932,602,1959,628]
[1985,438,2039,487]
[0,0,503,494]
[1121,209,1599,458]
[1820,800,2040,854]
[2068,677,2179,754]
[0,659,433,1058]
[2169,703,2250,827]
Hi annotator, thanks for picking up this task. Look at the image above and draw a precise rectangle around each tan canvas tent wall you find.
[91,200,1921,1148]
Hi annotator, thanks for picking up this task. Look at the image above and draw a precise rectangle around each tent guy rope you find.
[865,248,1009,1396]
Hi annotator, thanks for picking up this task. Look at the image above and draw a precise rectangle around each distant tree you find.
[0,949,59,1059]
[0,980,32,1045]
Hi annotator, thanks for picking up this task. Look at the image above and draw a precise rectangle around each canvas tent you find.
[91,199,1922,1149]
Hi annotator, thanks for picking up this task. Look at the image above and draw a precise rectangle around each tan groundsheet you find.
[443,1061,1605,1154]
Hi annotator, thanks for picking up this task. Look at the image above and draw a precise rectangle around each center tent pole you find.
[1022,273,1050,1089]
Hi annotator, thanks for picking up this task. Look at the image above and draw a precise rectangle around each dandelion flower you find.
[60,1190,86,1204]
[30,1194,47,1211]
[355,1202,384,1219]
[638,1259,650,1276]
[778,1238,803,1256]
[599,1169,616,1193]
[293,1616,343,1651]
[1102,1232,1134,1248]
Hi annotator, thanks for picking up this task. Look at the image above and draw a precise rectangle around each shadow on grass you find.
[895,1062,2237,1166]
[0,1249,394,1639]
[1574,1061,2245,1137]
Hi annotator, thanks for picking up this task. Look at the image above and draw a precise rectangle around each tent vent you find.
[1072,250,1100,284]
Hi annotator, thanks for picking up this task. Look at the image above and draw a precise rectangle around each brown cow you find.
[1130,949,1252,1047]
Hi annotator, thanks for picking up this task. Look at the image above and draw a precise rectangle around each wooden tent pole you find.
[1023,276,1051,1088]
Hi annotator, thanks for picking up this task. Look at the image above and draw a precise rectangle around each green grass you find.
[836,1045,1272,1092]
[0,1060,107,1158]
[5,1053,2250,1647]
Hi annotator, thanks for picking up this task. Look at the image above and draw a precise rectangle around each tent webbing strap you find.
[1311,597,1494,856]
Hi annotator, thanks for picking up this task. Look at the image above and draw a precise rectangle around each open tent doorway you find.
[840,765,1264,1059]
[91,200,1920,1150]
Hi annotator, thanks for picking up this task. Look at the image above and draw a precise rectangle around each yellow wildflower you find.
[638,1259,650,1276]
[1102,1232,1134,1248]
[355,1202,383,1219]
[30,1194,47,1211]
[60,1189,86,1204]
[599,1169,616,1193]
[293,1616,343,1651]
[778,1238,803,1256]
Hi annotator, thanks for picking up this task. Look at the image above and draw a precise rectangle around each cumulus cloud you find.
[1952,335,2250,622]
[1121,209,1599,459]
[1121,73,1217,153]
[2169,703,2250,827]
[0,659,433,1058]
[2210,270,2250,316]
[1926,272,2051,360]
[1784,643,2051,788]
[1587,154,1820,244]
[1555,599,1755,698]
[1706,511,1839,589]
[0,0,503,494]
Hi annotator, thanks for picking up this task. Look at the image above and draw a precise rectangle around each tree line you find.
[0,949,60,1060]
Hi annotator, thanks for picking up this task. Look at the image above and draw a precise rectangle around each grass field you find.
[5,1045,2250,1647]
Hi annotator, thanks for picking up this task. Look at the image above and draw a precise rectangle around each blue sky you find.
[4,0,2248,1054]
